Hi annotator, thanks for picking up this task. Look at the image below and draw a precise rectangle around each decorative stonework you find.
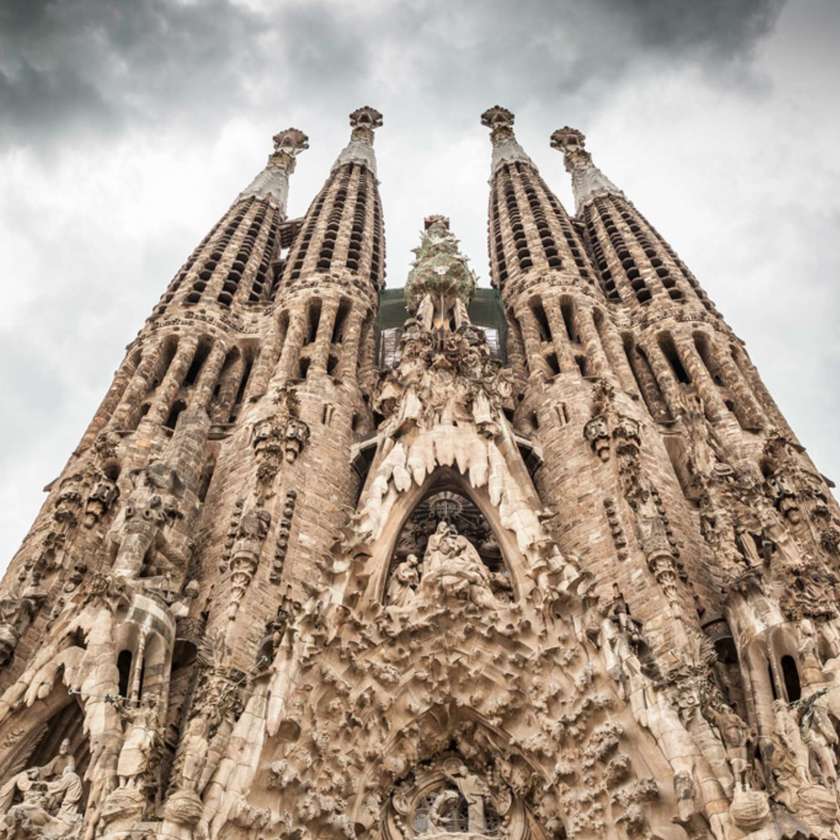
[0,113,838,840]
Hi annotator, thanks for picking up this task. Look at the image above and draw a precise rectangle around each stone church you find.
[0,104,838,840]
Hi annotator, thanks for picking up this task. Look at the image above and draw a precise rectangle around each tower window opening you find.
[163,400,187,431]
[781,655,801,702]
[298,357,311,380]
[230,355,253,419]
[574,355,588,377]
[326,354,339,375]
[658,334,690,384]
[184,339,211,387]
[560,298,577,343]
[307,300,322,344]
[332,298,351,344]
[546,353,560,375]
[117,650,132,697]
[529,298,551,342]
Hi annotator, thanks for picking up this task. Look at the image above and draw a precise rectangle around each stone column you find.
[575,305,610,377]
[275,302,308,383]
[598,319,637,395]
[710,336,765,430]
[516,306,553,379]
[212,352,245,424]
[110,338,167,430]
[193,342,229,412]
[542,296,576,372]
[77,350,139,451]
[336,308,365,382]
[640,337,683,419]
[673,336,728,423]
[148,336,200,425]
[309,298,340,374]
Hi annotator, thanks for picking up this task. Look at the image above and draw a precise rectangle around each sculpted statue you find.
[419,522,498,610]
[83,471,119,528]
[111,462,185,579]
[0,739,82,839]
[177,715,210,793]
[386,554,420,608]
[704,702,751,790]
[0,580,46,670]
[770,699,811,792]
[116,696,159,789]
[797,698,838,787]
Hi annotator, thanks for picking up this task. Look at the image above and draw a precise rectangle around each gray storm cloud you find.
[1,0,838,568]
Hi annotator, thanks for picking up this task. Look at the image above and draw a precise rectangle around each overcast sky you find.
[1,0,839,570]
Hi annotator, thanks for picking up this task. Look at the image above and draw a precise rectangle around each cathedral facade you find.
[0,105,839,840]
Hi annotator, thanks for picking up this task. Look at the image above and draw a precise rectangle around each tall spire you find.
[332,106,383,175]
[550,126,623,214]
[481,106,536,175]
[238,127,309,210]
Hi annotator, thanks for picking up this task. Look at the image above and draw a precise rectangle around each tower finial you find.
[238,126,309,208]
[550,126,622,212]
[480,106,534,175]
[333,106,383,174]
[272,127,310,170]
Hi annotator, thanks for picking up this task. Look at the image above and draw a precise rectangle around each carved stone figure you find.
[0,741,82,840]
[116,696,159,789]
[83,471,119,528]
[111,461,185,579]
[386,554,420,607]
[704,702,750,790]
[419,522,498,610]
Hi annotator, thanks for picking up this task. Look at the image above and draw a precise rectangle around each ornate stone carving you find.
[0,739,82,840]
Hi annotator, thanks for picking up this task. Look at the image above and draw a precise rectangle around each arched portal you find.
[384,487,513,607]
[369,467,528,606]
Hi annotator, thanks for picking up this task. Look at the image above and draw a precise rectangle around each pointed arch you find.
[365,466,531,606]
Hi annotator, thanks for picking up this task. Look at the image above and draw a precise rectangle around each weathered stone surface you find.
[0,106,838,840]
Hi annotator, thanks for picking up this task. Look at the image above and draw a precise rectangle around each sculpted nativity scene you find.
[1,105,840,840]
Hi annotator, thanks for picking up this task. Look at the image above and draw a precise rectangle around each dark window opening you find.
[163,400,187,431]
[117,650,132,697]
[184,339,211,387]
[298,357,311,380]
[546,353,560,375]
[575,355,588,377]
[658,334,690,384]
[781,656,801,702]
[560,298,577,343]
[306,300,322,344]
[332,298,351,344]
[529,298,551,342]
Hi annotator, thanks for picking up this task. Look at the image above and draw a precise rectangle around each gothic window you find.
[384,490,513,607]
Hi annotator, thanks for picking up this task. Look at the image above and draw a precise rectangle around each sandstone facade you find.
[0,105,838,840]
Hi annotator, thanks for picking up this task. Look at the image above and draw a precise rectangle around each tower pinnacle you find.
[238,126,309,208]
[550,126,623,213]
[481,106,535,175]
[332,106,383,174]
